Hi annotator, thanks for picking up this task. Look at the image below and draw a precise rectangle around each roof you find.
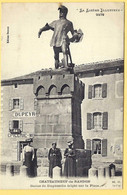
[1,59,124,85]
[75,59,124,74]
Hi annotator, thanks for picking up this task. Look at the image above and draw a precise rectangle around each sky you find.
[1,2,124,79]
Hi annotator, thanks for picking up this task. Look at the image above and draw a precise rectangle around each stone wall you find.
[33,73,84,150]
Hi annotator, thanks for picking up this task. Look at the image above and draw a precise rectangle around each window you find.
[94,84,102,98]
[9,120,23,134]
[9,98,24,111]
[86,139,107,156]
[88,83,107,99]
[13,120,19,129]
[13,99,19,109]
[115,80,123,98]
[93,113,102,130]
[93,139,101,154]
[87,112,108,130]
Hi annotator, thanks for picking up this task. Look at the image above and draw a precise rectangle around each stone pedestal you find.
[98,167,104,177]
[20,165,27,177]
[76,149,91,177]
[32,72,85,177]
[36,148,49,177]
[109,163,115,177]
[110,167,115,177]
[89,167,97,178]
[105,166,110,177]
[92,154,102,168]
[6,164,13,176]
[33,73,84,149]
[53,166,62,178]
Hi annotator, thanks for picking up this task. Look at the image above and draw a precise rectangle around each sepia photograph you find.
[0,2,124,189]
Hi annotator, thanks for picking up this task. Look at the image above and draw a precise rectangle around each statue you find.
[38,5,83,69]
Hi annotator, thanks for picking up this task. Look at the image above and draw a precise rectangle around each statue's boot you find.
[55,60,59,69]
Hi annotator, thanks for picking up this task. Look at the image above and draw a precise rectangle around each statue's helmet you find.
[58,5,68,15]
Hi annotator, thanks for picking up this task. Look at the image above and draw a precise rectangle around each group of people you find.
[48,141,76,178]
[23,139,76,178]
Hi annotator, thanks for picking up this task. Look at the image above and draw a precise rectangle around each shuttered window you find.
[87,112,108,130]
[9,120,23,134]
[90,139,107,156]
[88,83,107,99]
[9,98,24,110]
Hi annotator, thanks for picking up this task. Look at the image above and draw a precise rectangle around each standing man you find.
[48,142,62,178]
[38,5,75,69]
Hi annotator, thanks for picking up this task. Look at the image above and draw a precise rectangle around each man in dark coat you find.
[48,142,62,178]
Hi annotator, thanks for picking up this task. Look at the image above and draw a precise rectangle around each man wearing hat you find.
[38,5,75,69]
[48,142,62,178]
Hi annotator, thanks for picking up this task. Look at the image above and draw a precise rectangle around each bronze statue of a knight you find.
[38,5,83,69]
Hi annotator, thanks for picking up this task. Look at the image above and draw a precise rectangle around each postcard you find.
[0,2,124,189]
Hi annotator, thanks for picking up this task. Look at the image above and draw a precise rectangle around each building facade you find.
[1,59,124,176]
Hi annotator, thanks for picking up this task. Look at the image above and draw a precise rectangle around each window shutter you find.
[9,99,13,111]
[86,139,91,150]
[88,85,92,99]
[91,139,95,155]
[92,86,95,98]
[102,139,107,157]
[91,114,94,129]
[9,120,13,129]
[103,112,108,130]
[20,99,24,110]
[87,113,92,130]
[102,83,107,98]
[19,120,23,131]
[34,98,38,110]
